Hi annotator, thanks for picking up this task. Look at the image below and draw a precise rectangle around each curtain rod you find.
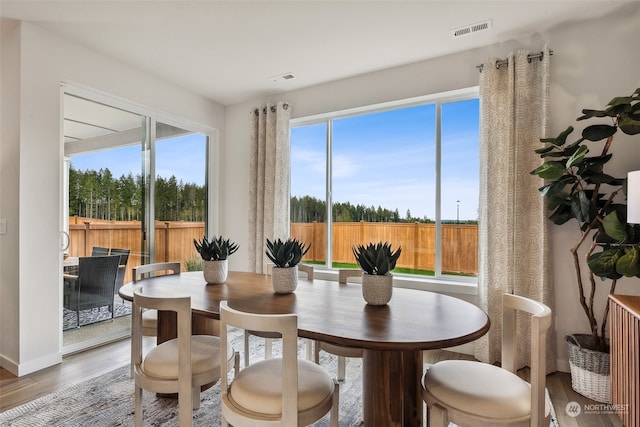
[253,103,289,115]
[476,50,553,72]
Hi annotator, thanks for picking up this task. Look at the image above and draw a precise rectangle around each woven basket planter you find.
[271,266,298,294]
[362,273,393,305]
[565,334,611,403]
[203,259,228,284]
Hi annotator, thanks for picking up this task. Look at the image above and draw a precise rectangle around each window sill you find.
[313,269,477,297]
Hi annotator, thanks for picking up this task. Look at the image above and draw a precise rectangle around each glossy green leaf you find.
[582,124,617,141]
[566,145,588,168]
[616,247,640,277]
[603,212,627,242]
[588,249,623,279]
[571,191,592,223]
[531,162,566,180]
[577,109,607,120]
[618,115,640,135]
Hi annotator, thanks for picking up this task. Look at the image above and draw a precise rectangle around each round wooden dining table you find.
[119,270,490,427]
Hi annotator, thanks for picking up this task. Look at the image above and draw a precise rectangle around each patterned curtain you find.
[475,46,556,372]
[248,102,292,273]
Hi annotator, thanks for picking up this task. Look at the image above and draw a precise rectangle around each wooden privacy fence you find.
[68,216,205,283]
[291,221,478,275]
[68,217,478,280]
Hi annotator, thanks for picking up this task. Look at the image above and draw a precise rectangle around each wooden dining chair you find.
[422,293,552,427]
[220,301,338,427]
[132,262,181,336]
[313,269,364,380]
[243,264,315,367]
[132,290,238,427]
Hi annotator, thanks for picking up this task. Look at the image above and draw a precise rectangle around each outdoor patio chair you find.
[109,247,130,294]
[63,255,121,327]
[91,246,110,257]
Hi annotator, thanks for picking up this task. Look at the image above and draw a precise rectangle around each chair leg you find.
[306,339,314,360]
[331,379,339,427]
[428,403,449,427]
[134,385,143,427]
[314,341,321,364]
[265,338,273,359]
[337,356,346,381]
[192,386,201,410]
[243,330,250,367]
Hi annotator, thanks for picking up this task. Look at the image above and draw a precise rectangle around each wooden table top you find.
[120,271,490,352]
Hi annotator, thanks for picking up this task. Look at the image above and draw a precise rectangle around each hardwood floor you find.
[0,340,623,426]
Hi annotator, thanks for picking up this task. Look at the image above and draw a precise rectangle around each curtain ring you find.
[539,51,544,61]
[495,60,501,69]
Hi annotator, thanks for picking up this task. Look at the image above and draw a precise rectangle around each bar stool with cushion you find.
[220,301,339,427]
[132,290,238,427]
[421,293,552,427]
[243,264,315,367]
[132,262,181,336]
[314,269,363,380]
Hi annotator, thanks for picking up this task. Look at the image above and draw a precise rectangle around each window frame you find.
[290,86,479,291]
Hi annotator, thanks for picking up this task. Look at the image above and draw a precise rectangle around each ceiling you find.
[0,1,634,107]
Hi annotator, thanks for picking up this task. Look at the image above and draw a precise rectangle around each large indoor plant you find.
[193,235,239,284]
[265,237,310,294]
[531,88,640,401]
[352,241,402,305]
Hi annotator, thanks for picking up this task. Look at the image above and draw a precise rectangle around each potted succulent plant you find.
[531,88,640,402]
[265,237,310,294]
[352,241,402,305]
[193,235,239,284]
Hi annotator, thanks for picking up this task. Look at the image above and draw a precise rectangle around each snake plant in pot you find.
[531,88,640,402]
[194,235,239,284]
[352,241,402,305]
[265,237,310,294]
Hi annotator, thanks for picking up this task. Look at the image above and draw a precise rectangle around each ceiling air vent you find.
[270,72,296,83]
[451,20,492,38]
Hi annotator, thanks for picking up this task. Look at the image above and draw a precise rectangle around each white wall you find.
[223,3,640,371]
[0,21,225,375]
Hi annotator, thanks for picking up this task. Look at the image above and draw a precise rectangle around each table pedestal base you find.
[363,349,423,427]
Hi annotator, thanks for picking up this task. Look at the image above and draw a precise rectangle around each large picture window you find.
[290,88,479,282]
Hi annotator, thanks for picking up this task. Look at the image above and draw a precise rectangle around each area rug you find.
[0,329,363,426]
[0,329,558,426]
[63,302,132,331]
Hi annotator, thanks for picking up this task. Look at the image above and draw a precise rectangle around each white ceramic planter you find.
[271,265,298,294]
[203,259,228,284]
[362,273,393,305]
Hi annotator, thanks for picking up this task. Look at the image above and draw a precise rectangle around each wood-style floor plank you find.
[0,339,624,426]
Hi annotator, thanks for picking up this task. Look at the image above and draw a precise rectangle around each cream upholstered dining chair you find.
[132,262,181,336]
[220,301,339,427]
[131,290,238,427]
[313,269,364,380]
[421,293,552,427]
[243,264,315,367]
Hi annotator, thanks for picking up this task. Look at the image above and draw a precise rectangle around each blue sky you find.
[291,99,479,221]
[70,100,479,222]
[69,134,207,185]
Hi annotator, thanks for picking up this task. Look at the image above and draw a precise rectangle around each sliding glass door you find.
[62,89,211,353]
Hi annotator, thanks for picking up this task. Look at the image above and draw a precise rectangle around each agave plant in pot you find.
[265,237,310,294]
[193,235,239,284]
[531,88,640,402]
[352,242,402,305]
